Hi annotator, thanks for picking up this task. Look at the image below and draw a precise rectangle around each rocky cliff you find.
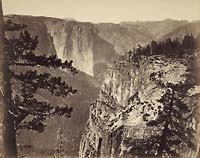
[45,20,96,76]
[79,53,200,158]
[44,19,118,77]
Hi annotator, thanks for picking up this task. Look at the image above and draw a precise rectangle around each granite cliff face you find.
[45,20,96,76]
[45,20,119,77]
[79,54,200,158]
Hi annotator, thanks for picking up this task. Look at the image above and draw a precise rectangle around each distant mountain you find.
[120,19,189,40]
[95,23,152,55]
[62,17,77,21]
[95,19,188,55]
[162,21,200,40]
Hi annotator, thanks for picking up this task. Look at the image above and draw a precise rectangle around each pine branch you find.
[11,70,77,96]
[5,19,27,31]
[11,53,78,74]
[6,28,78,74]
[13,95,73,132]
[4,20,78,135]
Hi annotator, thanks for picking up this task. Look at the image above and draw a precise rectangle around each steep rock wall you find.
[45,19,118,77]
[45,20,96,76]
[79,55,200,158]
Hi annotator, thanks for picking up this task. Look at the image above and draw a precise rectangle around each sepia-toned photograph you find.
[0,0,200,157]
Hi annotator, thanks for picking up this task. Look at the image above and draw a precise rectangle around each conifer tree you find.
[127,63,198,158]
[5,19,78,132]
[0,18,78,157]
[150,40,158,55]
[195,34,200,50]
[0,3,17,157]
[146,85,196,157]
[182,34,195,54]
[54,125,65,158]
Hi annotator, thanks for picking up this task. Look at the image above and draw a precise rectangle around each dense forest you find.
[126,34,200,58]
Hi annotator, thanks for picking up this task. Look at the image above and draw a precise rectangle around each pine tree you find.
[136,44,142,54]
[5,19,78,132]
[182,34,195,54]
[127,63,198,158]
[146,85,196,158]
[172,38,182,56]
[195,34,200,50]
[54,125,65,158]
[150,40,158,55]
[146,44,151,55]
[165,38,173,56]
[1,18,78,156]
[0,2,17,157]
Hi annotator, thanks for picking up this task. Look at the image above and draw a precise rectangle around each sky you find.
[2,0,200,23]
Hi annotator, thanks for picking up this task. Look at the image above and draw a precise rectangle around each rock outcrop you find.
[45,20,96,76]
[79,54,200,158]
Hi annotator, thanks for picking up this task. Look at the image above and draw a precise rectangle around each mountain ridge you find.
[162,21,200,40]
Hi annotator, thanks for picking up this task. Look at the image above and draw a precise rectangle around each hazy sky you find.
[2,0,200,23]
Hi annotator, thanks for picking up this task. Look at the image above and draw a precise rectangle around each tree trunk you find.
[157,89,174,157]
[0,0,17,157]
